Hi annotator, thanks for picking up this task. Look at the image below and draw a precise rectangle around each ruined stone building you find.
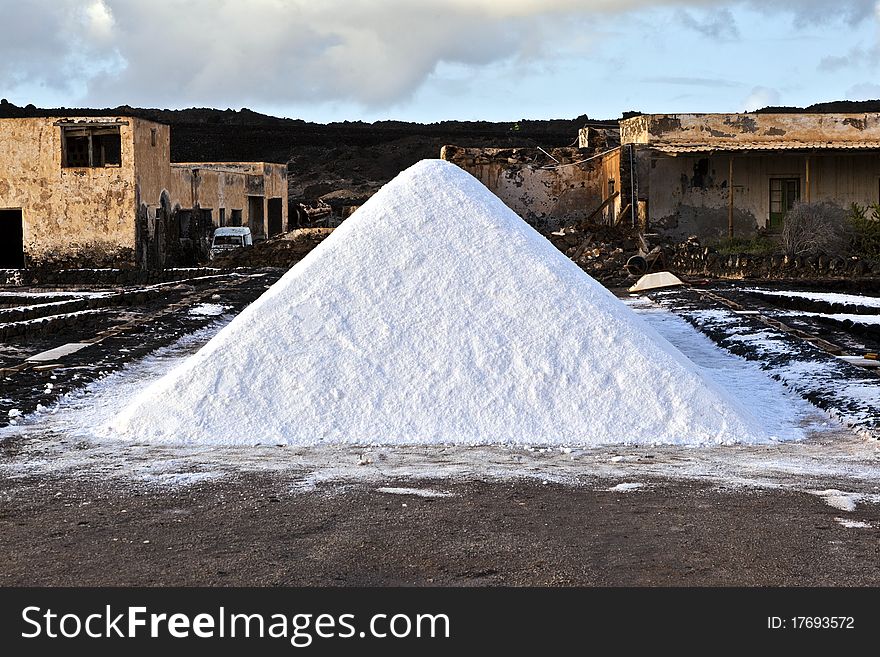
[440,126,621,233]
[0,116,287,269]
[444,112,880,240]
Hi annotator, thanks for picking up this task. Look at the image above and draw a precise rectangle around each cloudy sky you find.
[1,0,878,122]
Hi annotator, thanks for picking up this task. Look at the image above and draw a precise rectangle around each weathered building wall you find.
[1,116,290,270]
[440,145,621,231]
[644,152,880,239]
[621,112,880,146]
[620,113,880,239]
[0,117,137,268]
[133,119,172,209]
[170,162,287,238]
[132,119,176,269]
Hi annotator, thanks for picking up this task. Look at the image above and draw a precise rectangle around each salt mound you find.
[111,159,771,446]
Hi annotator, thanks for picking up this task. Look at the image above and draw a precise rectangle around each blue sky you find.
[1,1,878,122]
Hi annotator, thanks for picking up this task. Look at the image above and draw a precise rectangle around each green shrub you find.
[713,233,779,256]
[848,203,880,257]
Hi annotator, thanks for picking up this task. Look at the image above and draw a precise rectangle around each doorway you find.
[769,178,800,230]
[267,198,283,237]
[248,196,265,238]
[0,210,24,268]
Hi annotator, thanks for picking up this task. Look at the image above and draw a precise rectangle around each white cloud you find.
[676,8,740,39]
[0,1,877,110]
[82,0,115,43]
[847,82,880,99]
[742,86,781,111]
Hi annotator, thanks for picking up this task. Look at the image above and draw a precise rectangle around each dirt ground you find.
[1,473,878,586]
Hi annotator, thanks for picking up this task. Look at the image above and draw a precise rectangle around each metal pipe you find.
[536,146,560,164]
[629,144,637,228]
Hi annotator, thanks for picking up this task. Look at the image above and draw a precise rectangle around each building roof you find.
[651,141,880,155]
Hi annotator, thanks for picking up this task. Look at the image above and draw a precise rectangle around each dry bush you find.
[780,201,851,257]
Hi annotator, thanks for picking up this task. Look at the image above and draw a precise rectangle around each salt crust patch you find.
[188,303,230,317]
[834,517,872,529]
[376,487,453,498]
[607,482,645,492]
[812,489,860,512]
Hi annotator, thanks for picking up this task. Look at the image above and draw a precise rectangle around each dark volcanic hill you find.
[755,99,880,114]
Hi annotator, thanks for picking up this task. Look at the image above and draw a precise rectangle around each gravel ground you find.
[1,473,879,586]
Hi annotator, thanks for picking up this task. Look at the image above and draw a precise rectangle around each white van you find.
[210,227,253,260]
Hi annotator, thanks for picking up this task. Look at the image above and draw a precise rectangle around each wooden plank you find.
[728,156,734,238]
[578,191,619,228]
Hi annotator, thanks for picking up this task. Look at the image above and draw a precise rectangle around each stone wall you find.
[669,239,880,279]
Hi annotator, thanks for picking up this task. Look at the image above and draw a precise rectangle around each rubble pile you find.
[546,222,640,283]
[210,228,333,269]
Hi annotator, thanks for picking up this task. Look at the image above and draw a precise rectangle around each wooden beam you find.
[728,156,734,238]
[805,156,811,203]
[578,191,620,229]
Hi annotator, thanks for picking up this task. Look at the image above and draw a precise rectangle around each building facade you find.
[0,116,287,269]
[620,112,880,239]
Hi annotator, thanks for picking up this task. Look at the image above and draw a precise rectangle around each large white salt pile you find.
[111,159,772,446]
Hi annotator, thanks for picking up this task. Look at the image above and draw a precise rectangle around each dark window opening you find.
[691,158,710,188]
[178,209,192,235]
[64,135,90,167]
[0,209,25,268]
[230,209,243,227]
[150,128,158,147]
[62,126,121,168]
[219,208,226,227]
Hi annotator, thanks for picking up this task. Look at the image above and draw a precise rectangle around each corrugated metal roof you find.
[651,141,880,154]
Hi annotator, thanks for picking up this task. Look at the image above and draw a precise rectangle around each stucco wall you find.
[133,119,172,209]
[170,162,287,237]
[0,117,137,267]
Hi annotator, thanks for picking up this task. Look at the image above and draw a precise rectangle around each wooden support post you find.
[805,155,811,203]
[728,155,734,238]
